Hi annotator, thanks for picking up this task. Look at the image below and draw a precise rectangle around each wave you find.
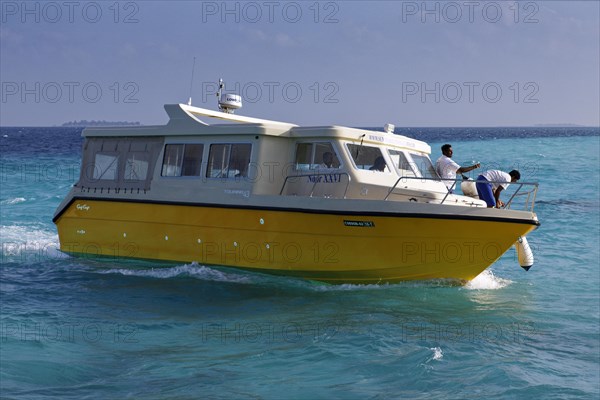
[0,224,65,259]
[96,263,471,290]
[430,346,443,361]
[463,270,511,290]
[536,199,581,206]
[98,262,252,284]
[295,272,507,291]
[0,197,26,205]
[313,276,470,291]
[421,347,444,370]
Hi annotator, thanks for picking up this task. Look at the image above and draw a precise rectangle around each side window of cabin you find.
[93,152,119,180]
[410,153,438,179]
[161,144,204,177]
[295,143,313,170]
[294,142,340,170]
[207,143,252,178]
[125,152,150,181]
[79,137,162,189]
[162,144,184,177]
[346,144,385,171]
[182,144,203,176]
[315,143,340,168]
[388,150,416,177]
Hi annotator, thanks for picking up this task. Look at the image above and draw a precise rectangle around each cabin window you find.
[93,152,119,180]
[78,136,163,190]
[125,152,150,181]
[295,143,313,170]
[162,144,183,176]
[207,143,252,178]
[410,154,438,179]
[388,150,416,177]
[346,144,386,171]
[161,144,204,177]
[294,142,340,170]
[182,144,204,176]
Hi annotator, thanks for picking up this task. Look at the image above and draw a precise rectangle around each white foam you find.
[312,278,464,292]
[1,197,26,205]
[464,269,511,290]
[430,347,443,361]
[314,283,394,291]
[99,262,252,284]
[0,225,64,259]
[1,224,56,244]
[421,347,444,370]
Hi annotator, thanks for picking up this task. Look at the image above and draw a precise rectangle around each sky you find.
[1,0,599,127]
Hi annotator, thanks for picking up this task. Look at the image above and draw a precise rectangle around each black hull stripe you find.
[53,196,540,226]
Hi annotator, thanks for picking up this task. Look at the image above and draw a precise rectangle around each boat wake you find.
[0,224,66,260]
[314,283,401,291]
[98,262,253,284]
[94,267,496,291]
[0,197,26,205]
[464,270,512,290]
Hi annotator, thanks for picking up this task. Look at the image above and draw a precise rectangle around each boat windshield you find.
[388,150,416,177]
[410,153,439,179]
[346,144,385,170]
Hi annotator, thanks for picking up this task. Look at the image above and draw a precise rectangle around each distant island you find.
[62,120,141,127]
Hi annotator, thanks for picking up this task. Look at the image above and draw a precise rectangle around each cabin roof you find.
[81,103,430,154]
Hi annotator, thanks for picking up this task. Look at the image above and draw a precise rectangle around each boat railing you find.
[502,181,539,212]
[279,171,352,198]
[384,176,445,201]
[279,173,538,212]
[384,176,539,212]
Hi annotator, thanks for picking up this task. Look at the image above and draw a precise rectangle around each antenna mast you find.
[187,57,196,106]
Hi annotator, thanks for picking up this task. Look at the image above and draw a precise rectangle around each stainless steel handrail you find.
[279,171,352,198]
[503,181,539,212]
[384,176,539,212]
[384,176,446,201]
[280,172,539,212]
[460,178,539,211]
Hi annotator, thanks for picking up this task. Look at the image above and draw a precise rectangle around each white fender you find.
[516,236,534,271]
[461,179,479,198]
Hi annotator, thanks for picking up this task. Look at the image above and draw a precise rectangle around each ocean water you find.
[1,127,599,399]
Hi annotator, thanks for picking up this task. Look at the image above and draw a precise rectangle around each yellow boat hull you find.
[55,200,537,283]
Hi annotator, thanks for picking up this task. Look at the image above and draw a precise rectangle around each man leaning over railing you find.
[475,170,521,208]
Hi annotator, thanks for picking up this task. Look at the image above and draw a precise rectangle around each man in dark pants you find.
[476,170,521,208]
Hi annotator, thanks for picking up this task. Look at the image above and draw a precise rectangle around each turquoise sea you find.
[1,127,599,399]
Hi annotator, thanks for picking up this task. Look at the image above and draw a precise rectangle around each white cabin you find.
[72,103,485,208]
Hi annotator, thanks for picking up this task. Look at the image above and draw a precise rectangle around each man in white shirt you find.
[476,169,521,208]
[435,144,480,192]
[319,152,334,168]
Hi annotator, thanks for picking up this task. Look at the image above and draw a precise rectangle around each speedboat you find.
[53,82,540,283]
